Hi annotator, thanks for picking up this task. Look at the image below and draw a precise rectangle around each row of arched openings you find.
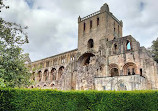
[109,62,142,77]
[34,66,65,82]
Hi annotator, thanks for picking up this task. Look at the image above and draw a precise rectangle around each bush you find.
[0,88,158,111]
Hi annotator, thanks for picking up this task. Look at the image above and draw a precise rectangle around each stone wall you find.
[29,3,158,91]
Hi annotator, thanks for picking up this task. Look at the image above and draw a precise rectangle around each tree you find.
[151,37,158,63]
[0,0,31,88]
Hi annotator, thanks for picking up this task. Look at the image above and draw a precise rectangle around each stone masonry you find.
[29,3,158,91]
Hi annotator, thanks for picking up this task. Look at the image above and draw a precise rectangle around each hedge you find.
[0,88,158,111]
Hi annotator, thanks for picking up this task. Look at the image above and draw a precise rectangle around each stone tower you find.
[78,3,123,54]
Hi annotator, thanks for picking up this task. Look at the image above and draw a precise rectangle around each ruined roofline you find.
[32,48,78,63]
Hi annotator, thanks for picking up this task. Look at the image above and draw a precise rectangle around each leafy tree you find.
[0,0,31,88]
[151,37,158,63]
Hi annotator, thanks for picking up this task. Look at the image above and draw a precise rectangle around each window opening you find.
[88,39,94,48]
[126,40,131,50]
[140,68,142,76]
[90,20,92,29]
[84,22,86,31]
[97,17,99,26]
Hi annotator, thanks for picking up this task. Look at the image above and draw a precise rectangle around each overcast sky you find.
[1,0,158,62]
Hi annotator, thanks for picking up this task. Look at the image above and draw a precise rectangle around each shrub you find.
[0,88,158,111]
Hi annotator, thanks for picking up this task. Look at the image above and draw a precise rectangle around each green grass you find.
[0,88,158,111]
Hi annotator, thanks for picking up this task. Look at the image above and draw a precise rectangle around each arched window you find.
[109,64,119,76]
[51,68,56,81]
[38,71,42,82]
[44,69,49,81]
[126,40,131,50]
[88,39,94,48]
[58,66,64,79]
[123,62,137,75]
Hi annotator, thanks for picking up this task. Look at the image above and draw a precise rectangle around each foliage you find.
[0,78,6,88]
[0,88,158,111]
[0,0,31,88]
[151,37,158,63]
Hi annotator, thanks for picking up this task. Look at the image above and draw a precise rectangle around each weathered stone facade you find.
[30,3,158,91]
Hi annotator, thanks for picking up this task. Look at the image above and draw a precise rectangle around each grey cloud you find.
[1,0,158,61]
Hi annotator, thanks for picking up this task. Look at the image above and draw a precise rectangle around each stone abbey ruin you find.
[29,3,158,91]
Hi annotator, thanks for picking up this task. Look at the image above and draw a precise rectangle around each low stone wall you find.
[95,75,147,91]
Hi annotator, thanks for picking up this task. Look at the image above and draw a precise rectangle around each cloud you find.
[1,0,158,61]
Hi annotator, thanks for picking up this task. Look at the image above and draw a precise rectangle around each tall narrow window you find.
[140,68,142,76]
[97,17,99,26]
[90,20,92,29]
[84,22,86,31]
[118,25,119,36]
[114,22,115,33]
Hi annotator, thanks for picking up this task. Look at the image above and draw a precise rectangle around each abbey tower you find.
[78,3,122,54]
[29,3,158,91]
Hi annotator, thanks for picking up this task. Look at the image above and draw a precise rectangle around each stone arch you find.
[123,62,137,75]
[37,71,42,82]
[78,53,95,66]
[43,69,49,81]
[109,64,119,76]
[88,39,94,48]
[50,68,56,81]
[58,66,64,79]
